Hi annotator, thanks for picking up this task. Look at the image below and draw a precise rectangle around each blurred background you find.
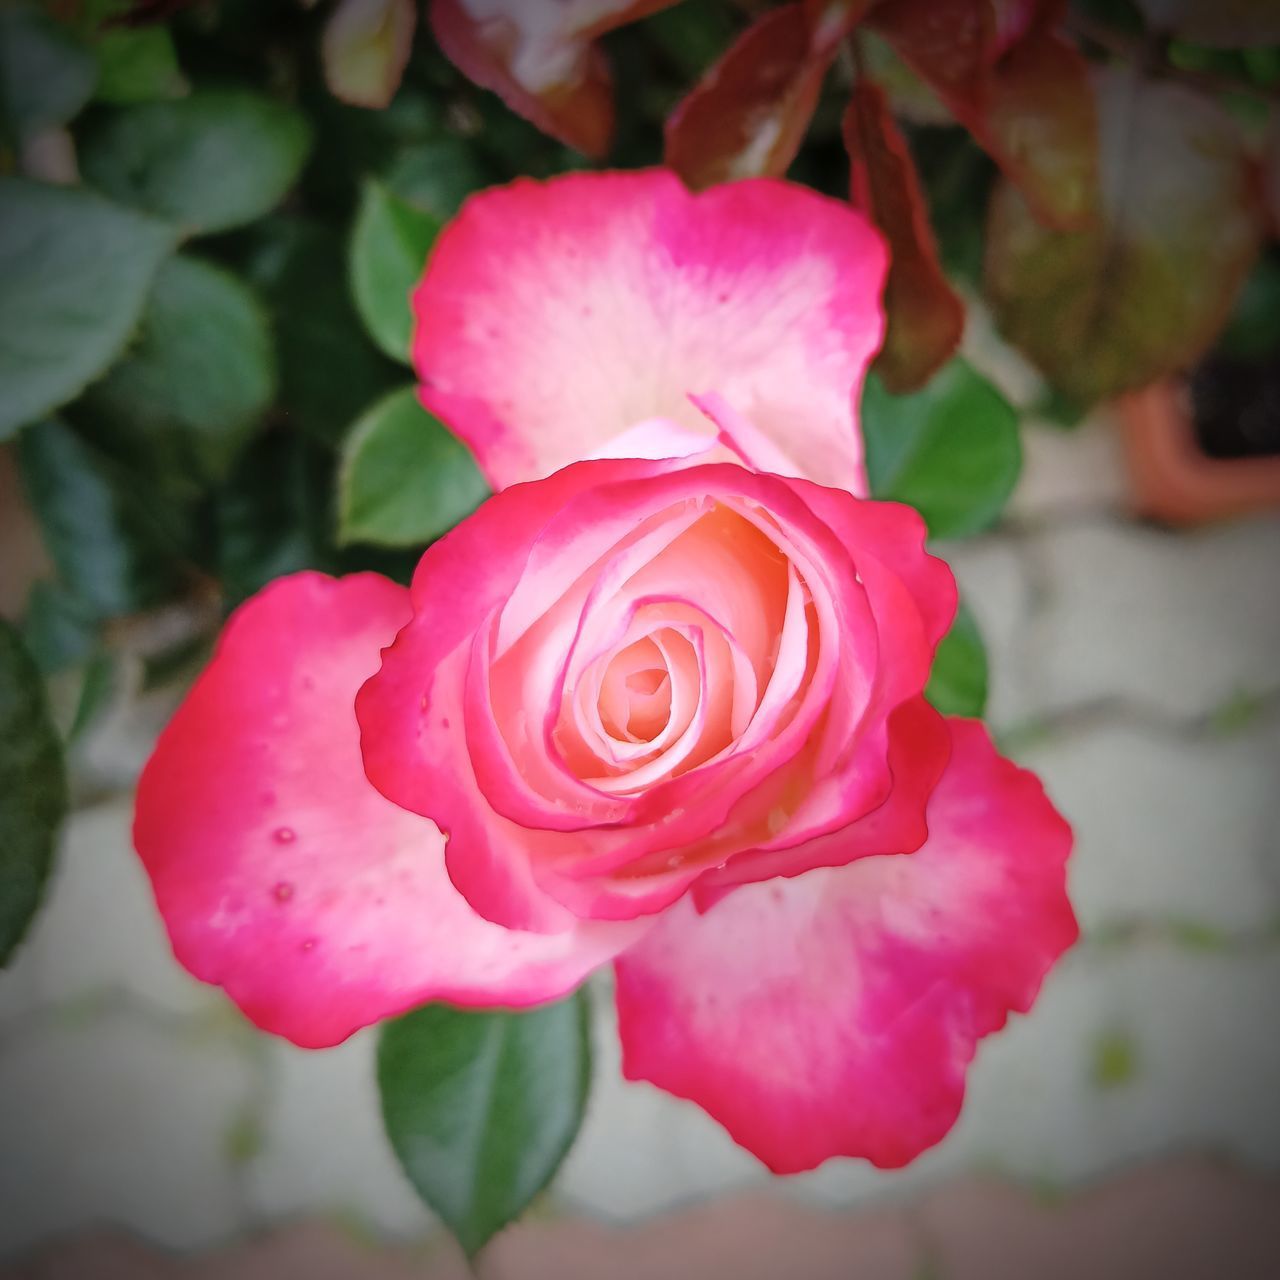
[1,0,1279,1276]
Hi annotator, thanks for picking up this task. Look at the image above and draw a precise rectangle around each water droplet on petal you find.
[300,937,316,953]
[272,827,296,844]
[441,717,450,730]
[272,881,294,903]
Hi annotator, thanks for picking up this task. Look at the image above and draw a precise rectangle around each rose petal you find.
[614,718,1077,1172]
[693,695,949,901]
[412,168,886,496]
[134,572,638,1048]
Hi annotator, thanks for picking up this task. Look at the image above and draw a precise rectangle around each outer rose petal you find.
[134,572,639,1049]
[412,168,886,496]
[614,719,1077,1173]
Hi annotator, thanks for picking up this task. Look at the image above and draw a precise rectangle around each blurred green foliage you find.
[0,0,1271,744]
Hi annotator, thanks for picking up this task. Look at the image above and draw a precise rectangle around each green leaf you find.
[94,23,187,105]
[0,5,97,145]
[862,360,1021,539]
[242,217,400,443]
[0,617,68,966]
[378,994,592,1257]
[0,178,175,441]
[926,603,988,719]
[215,429,337,607]
[984,67,1265,405]
[80,89,312,235]
[350,180,440,362]
[17,418,186,617]
[21,580,100,674]
[383,136,491,220]
[1216,248,1280,363]
[81,254,275,485]
[338,388,487,548]
[68,649,119,743]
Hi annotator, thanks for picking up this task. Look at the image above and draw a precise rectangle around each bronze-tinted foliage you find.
[428,0,682,157]
[869,0,1098,227]
[420,0,1265,404]
[665,1,872,190]
[985,67,1266,404]
[844,81,964,391]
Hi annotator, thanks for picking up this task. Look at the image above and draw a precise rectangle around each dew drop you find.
[272,827,296,844]
[300,937,316,953]
[441,717,450,730]
[272,881,294,903]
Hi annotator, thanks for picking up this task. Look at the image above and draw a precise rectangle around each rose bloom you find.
[135,170,1075,1173]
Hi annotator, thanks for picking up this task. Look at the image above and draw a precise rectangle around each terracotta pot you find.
[1116,380,1280,525]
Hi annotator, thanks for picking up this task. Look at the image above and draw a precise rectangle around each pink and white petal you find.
[615,718,1077,1173]
[695,695,950,901]
[134,572,636,1049]
[584,416,715,463]
[413,168,886,494]
[792,479,957,656]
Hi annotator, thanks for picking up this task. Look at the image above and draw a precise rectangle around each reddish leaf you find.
[1265,115,1280,240]
[665,1,872,190]
[844,81,964,391]
[1134,0,1280,47]
[870,0,1096,227]
[868,0,996,103]
[804,0,875,47]
[985,67,1266,404]
[323,0,417,110]
[979,25,1098,228]
[428,0,680,157]
[989,0,1040,58]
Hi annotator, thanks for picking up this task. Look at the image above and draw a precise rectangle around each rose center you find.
[597,638,674,744]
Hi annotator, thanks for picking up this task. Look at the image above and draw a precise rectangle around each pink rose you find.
[134,170,1075,1172]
